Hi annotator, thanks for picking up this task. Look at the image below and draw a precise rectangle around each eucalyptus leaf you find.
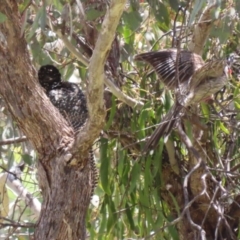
[122,11,142,31]
[147,1,170,31]
[99,138,111,195]
[86,9,105,21]
[188,0,206,25]
[168,0,179,11]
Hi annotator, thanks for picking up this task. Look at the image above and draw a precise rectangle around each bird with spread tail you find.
[135,49,231,152]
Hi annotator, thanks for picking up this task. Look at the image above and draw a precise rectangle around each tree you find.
[0,0,240,239]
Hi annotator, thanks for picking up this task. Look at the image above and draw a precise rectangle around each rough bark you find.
[0,1,105,239]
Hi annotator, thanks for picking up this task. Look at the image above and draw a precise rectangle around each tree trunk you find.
[0,1,94,239]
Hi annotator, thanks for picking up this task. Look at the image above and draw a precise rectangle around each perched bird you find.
[38,65,88,131]
[135,49,230,151]
[38,65,97,195]
[135,49,205,89]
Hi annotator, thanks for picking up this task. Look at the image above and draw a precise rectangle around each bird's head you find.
[38,65,61,90]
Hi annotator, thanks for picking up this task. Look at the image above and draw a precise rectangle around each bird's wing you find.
[135,49,204,89]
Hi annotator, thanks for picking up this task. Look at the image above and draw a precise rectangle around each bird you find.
[38,65,88,131]
[38,64,98,195]
[134,49,205,90]
[135,49,230,151]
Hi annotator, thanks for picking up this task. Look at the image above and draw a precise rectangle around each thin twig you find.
[177,124,207,238]
[0,217,35,228]
[0,136,27,145]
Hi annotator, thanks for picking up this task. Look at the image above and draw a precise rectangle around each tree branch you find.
[87,0,125,116]
[52,7,143,109]
[6,170,41,219]
[189,3,218,55]
[0,1,75,157]
[0,136,27,145]
[73,0,127,153]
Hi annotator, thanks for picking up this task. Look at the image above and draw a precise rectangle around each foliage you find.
[1,0,240,239]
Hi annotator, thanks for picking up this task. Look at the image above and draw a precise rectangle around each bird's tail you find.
[143,103,184,152]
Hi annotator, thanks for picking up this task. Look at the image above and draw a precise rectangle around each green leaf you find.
[117,150,125,177]
[201,102,210,121]
[0,12,7,23]
[168,223,179,240]
[119,25,134,44]
[188,0,206,25]
[234,100,240,110]
[151,139,163,177]
[78,66,87,80]
[144,156,152,189]
[86,9,105,21]
[106,197,117,233]
[168,0,179,11]
[219,122,229,134]
[40,3,47,30]
[210,14,234,44]
[168,191,180,216]
[121,155,131,186]
[164,91,174,111]
[122,11,142,31]
[13,152,22,162]
[21,154,33,165]
[99,138,111,195]
[18,0,31,13]
[129,163,140,193]
[104,95,117,130]
[147,1,170,31]
[138,107,150,139]
[139,190,149,209]
[98,197,107,238]
[63,64,75,81]
[52,0,63,10]
[125,203,135,231]
[185,119,193,140]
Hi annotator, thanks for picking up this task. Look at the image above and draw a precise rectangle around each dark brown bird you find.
[135,49,205,89]
[135,49,230,151]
